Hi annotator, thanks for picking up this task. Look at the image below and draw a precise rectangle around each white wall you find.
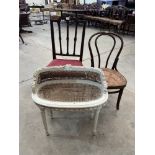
[26,0,46,5]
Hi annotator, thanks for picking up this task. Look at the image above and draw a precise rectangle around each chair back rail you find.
[50,17,86,61]
[88,32,123,71]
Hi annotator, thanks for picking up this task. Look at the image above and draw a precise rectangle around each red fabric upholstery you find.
[47,59,83,67]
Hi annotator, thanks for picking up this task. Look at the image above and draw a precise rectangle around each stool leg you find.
[93,106,101,136]
[90,111,94,120]
[50,109,54,119]
[40,107,49,136]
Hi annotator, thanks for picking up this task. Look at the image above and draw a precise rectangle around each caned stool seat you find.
[103,68,127,89]
[32,66,108,136]
[38,83,101,103]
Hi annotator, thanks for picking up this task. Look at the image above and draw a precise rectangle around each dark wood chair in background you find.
[47,15,86,67]
[123,14,135,34]
[19,0,32,33]
[105,5,128,32]
[19,13,24,44]
[88,32,127,110]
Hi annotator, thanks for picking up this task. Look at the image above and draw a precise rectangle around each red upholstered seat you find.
[47,59,83,67]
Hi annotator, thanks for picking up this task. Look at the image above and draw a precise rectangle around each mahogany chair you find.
[47,16,86,67]
[88,32,127,110]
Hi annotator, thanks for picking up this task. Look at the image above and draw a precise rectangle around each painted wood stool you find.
[32,65,108,136]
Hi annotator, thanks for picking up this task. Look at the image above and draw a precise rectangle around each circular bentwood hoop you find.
[32,65,108,136]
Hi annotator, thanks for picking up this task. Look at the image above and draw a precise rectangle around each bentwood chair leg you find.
[93,106,101,136]
[40,107,49,136]
[116,88,124,110]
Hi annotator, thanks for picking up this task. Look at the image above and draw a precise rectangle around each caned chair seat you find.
[103,68,127,89]
[47,59,83,67]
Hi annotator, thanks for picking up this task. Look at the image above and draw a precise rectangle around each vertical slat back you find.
[57,21,62,54]
[66,19,69,55]
[73,21,78,55]
[50,19,56,59]
[80,21,86,61]
[50,17,86,60]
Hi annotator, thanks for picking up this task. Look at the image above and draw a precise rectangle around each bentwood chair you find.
[88,32,127,110]
[47,15,86,67]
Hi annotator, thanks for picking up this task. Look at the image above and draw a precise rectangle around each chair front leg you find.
[116,88,124,110]
[39,107,49,136]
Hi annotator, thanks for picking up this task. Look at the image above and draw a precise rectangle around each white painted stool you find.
[32,66,108,136]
